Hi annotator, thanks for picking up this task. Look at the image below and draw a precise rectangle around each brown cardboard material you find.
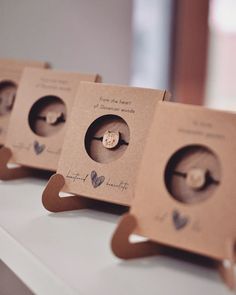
[42,82,170,212]
[0,59,48,145]
[112,101,236,289]
[0,68,100,180]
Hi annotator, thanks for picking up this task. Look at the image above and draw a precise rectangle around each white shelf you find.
[0,177,232,295]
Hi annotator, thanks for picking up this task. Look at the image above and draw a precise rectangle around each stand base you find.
[0,147,32,180]
[42,173,94,212]
[111,213,236,290]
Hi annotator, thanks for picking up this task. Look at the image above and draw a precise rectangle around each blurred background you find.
[0,0,235,109]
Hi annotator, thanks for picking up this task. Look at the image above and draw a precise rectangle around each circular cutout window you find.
[164,145,221,204]
[28,95,66,137]
[85,114,130,163]
[0,80,17,116]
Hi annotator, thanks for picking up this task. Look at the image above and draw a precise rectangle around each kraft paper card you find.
[42,82,170,212]
[0,68,100,180]
[0,58,48,145]
[112,101,236,290]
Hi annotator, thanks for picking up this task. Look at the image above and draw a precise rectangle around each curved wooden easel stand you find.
[0,147,32,180]
[42,173,94,212]
[111,213,161,259]
[111,213,236,290]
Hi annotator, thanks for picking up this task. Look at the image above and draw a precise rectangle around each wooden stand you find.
[42,173,94,212]
[111,213,236,290]
[111,213,160,259]
[42,173,129,214]
[0,147,32,180]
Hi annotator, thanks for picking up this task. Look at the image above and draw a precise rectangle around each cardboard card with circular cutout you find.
[51,82,170,207]
[0,59,48,145]
[3,68,100,173]
[113,101,236,264]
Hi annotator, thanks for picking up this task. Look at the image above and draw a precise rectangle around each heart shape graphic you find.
[34,140,45,155]
[172,210,189,230]
[91,170,105,188]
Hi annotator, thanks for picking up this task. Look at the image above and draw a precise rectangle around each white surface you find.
[0,177,233,295]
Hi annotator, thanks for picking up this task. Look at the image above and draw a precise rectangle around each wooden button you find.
[102,131,120,149]
[186,168,206,190]
[46,111,62,125]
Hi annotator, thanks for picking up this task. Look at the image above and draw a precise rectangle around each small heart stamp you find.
[172,209,189,230]
[91,170,105,188]
[33,140,45,155]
